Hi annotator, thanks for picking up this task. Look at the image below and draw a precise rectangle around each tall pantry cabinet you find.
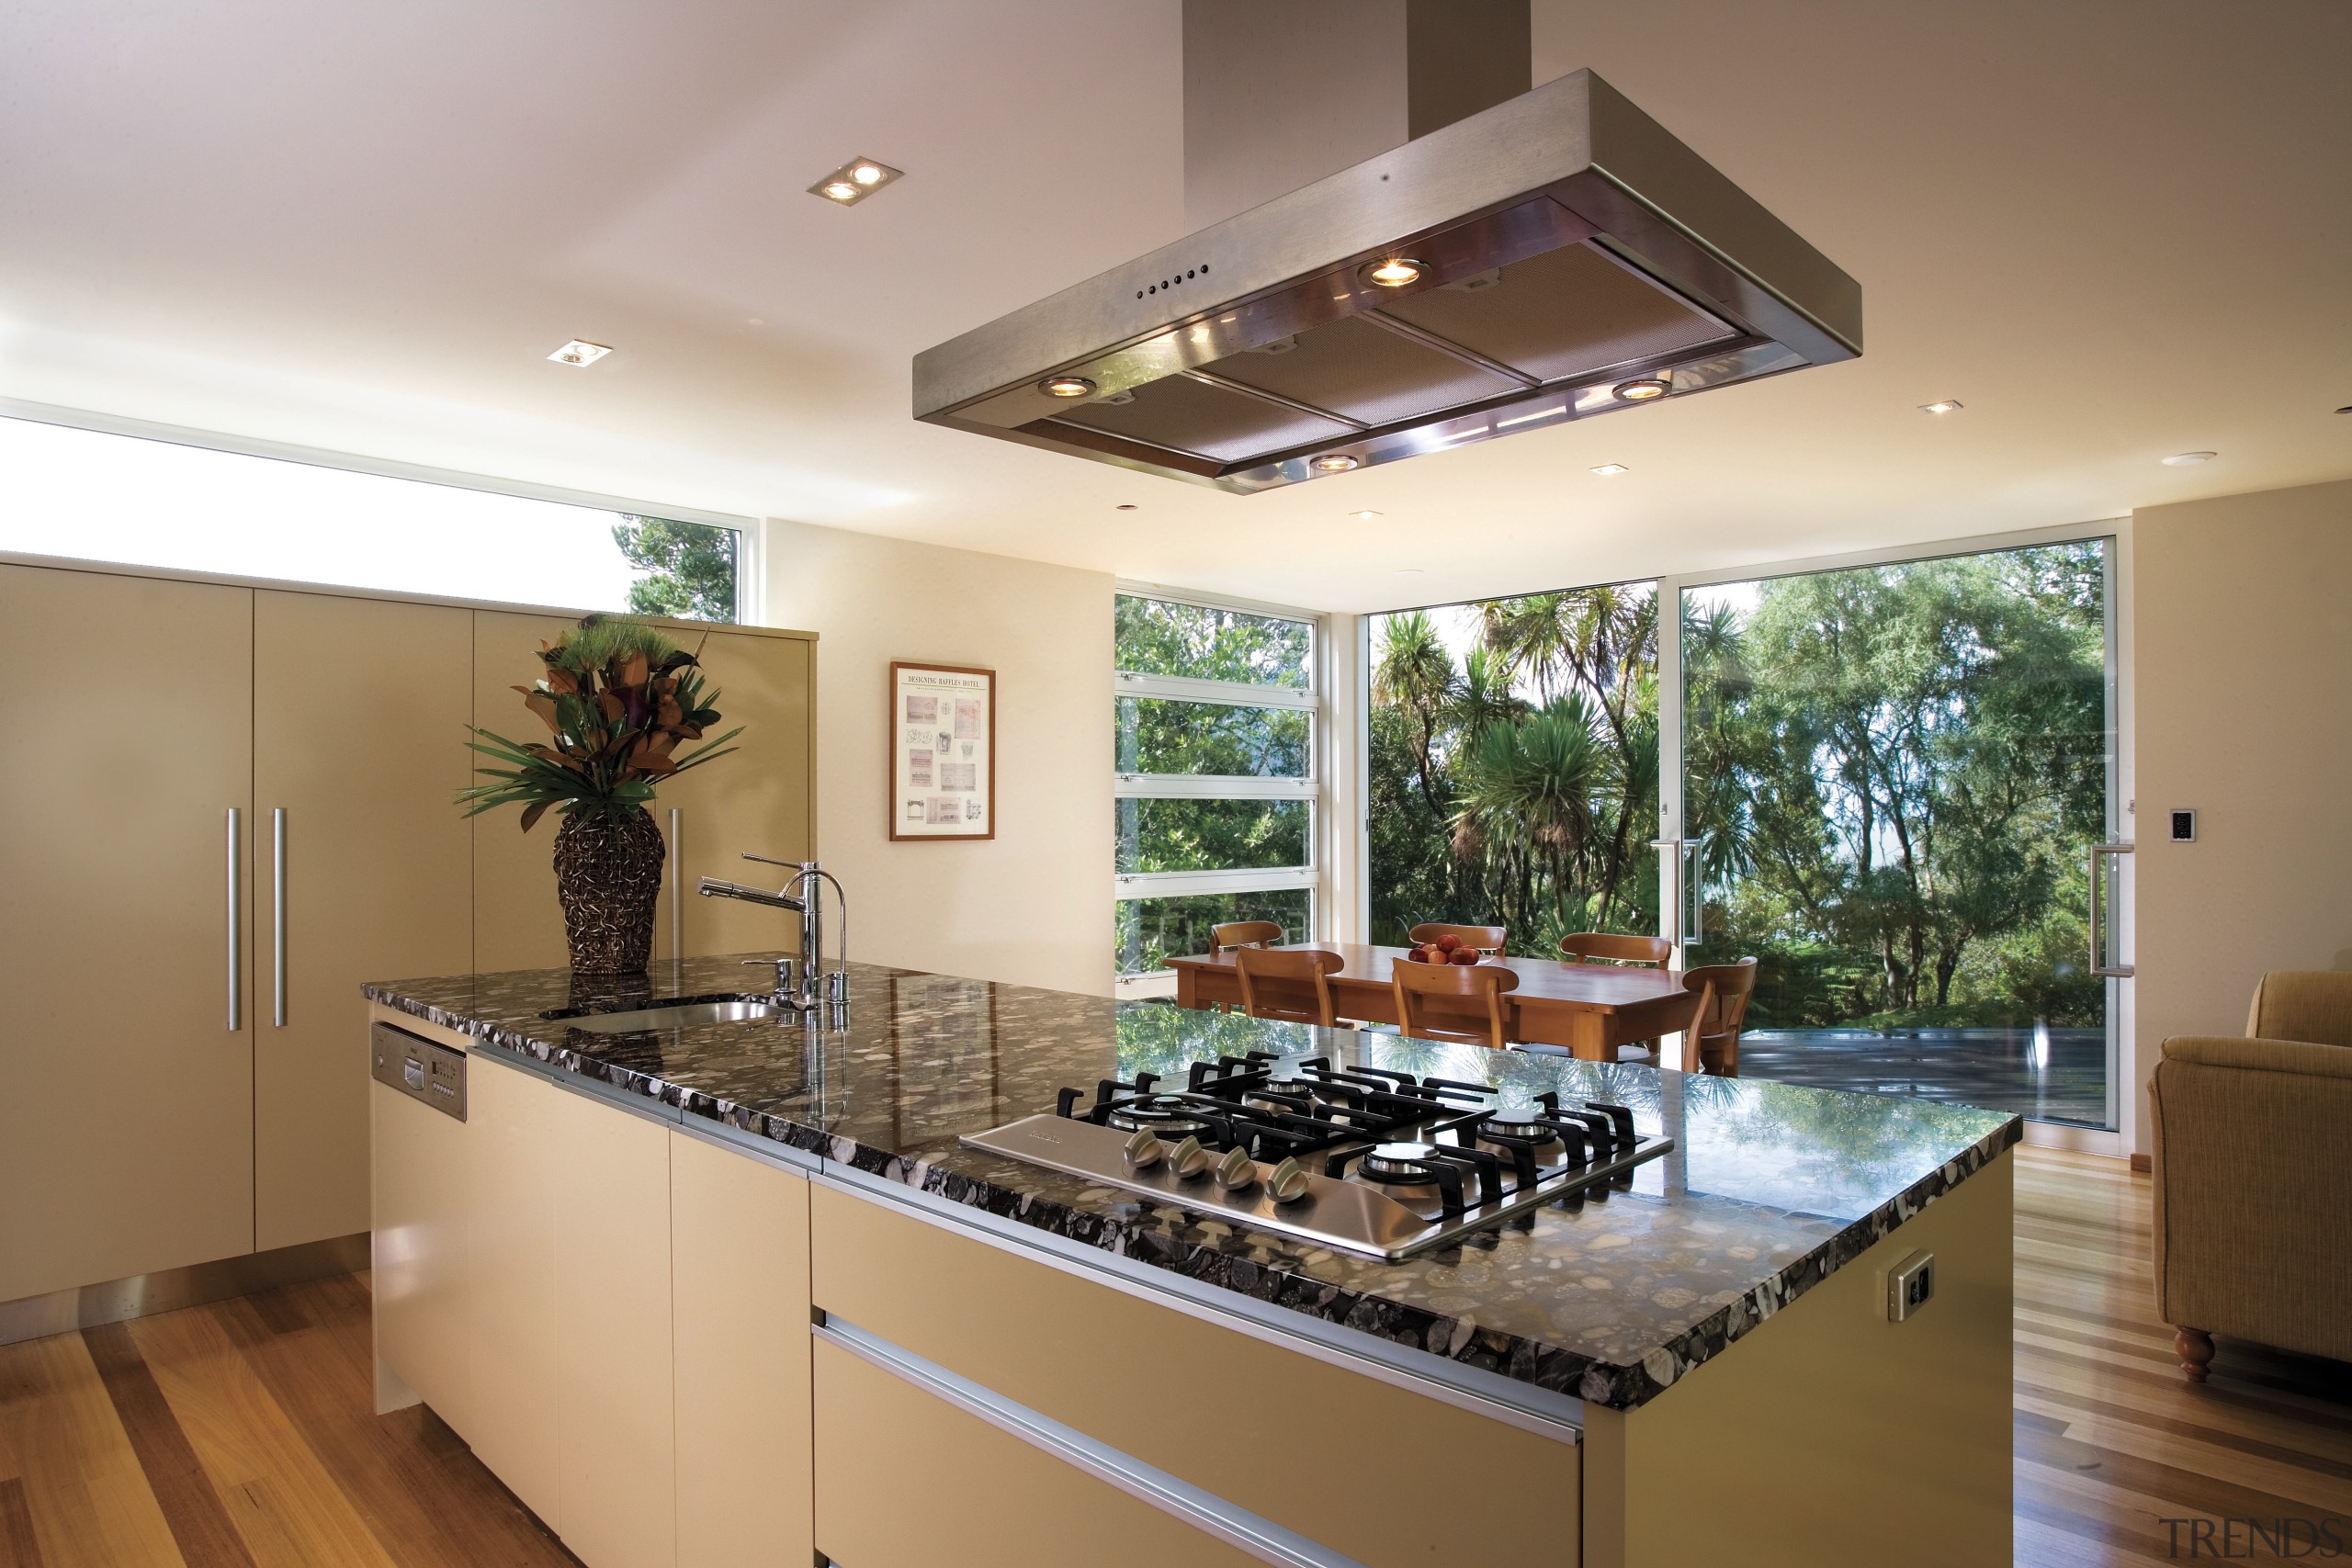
[0,558,814,1305]
[0,567,261,1301]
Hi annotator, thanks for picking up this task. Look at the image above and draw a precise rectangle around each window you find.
[1114,591,1320,989]
[1365,583,1660,953]
[1675,539,2118,1128]
[0,412,742,619]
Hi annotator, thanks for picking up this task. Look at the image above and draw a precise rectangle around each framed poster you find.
[889,660,995,840]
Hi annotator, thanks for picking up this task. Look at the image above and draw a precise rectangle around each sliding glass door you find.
[1672,538,2118,1127]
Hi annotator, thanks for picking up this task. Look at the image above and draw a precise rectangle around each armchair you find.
[2150,970,2352,1381]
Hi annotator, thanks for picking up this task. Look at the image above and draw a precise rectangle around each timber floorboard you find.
[0,1273,577,1568]
[2014,1147,2352,1562]
[0,1150,2344,1563]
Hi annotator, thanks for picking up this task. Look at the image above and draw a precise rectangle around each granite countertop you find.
[364,956,2020,1411]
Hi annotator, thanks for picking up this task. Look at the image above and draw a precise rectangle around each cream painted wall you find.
[2131,478,2352,1152]
[760,519,1114,997]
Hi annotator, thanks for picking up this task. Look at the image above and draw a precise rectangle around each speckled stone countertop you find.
[364,956,2020,1412]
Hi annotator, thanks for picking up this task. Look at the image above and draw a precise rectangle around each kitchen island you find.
[366,956,2019,1568]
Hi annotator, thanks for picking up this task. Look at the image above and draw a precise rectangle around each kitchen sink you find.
[547,999,784,1033]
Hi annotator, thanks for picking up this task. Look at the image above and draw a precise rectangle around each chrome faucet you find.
[697,854,848,1014]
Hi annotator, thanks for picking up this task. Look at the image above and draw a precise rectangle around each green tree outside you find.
[1115,596,1315,975]
[1362,543,2110,1031]
[612,516,738,622]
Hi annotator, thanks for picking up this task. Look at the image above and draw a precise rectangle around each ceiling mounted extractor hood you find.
[913,39,1860,494]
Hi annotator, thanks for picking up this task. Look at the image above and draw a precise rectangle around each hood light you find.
[548,340,611,367]
[809,156,903,206]
[2162,451,2216,466]
[1362,258,1425,288]
[1041,376,1097,399]
[1613,378,1670,401]
[1310,454,1362,473]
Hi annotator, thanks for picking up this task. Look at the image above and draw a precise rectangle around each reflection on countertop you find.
[365,956,2019,1410]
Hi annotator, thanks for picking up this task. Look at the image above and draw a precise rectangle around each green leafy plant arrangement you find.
[458,615,743,831]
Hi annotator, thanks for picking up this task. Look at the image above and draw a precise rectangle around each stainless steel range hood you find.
[912,67,1860,493]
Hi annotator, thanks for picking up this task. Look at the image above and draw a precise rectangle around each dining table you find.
[1165,942,1701,1063]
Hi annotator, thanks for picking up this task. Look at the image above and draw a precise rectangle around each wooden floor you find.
[0,1270,577,1568]
[2014,1147,2352,1563]
[0,1150,2346,1565]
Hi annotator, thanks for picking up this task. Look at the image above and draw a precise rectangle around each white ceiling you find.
[2,1,2346,613]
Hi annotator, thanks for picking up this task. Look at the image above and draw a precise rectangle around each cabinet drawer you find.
[814,1337,1267,1568]
[810,1184,1577,1567]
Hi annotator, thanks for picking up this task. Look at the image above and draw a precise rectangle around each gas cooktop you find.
[960,1052,1671,1261]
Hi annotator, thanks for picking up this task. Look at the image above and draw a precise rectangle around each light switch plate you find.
[1884,1249,1935,1321]
[2169,808,2197,842]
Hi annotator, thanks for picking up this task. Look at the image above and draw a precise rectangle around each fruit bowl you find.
[1401,936,1485,966]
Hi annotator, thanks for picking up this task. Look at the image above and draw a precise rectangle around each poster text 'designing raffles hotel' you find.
[890,660,994,840]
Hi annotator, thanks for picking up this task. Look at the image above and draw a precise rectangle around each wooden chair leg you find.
[2175,1326,2215,1382]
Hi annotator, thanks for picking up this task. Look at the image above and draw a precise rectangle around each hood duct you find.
[912,6,1860,493]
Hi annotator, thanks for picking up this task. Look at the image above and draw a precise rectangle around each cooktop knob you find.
[1123,1129,1165,1168]
[1267,1156,1312,1202]
[1214,1146,1258,1190]
[1166,1135,1212,1179]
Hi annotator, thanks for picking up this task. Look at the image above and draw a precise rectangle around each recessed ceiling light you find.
[1349,509,1383,518]
[808,156,903,206]
[548,340,610,367]
[1589,463,1629,476]
[1612,378,1670,401]
[1919,400,1963,414]
[2161,451,2216,466]
[2336,405,2351,415]
[1114,503,1138,512]
[1310,454,1362,472]
[1040,375,1096,399]
[1396,567,1426,575]
[1361,258,1425,288]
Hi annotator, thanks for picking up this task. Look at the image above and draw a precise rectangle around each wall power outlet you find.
[1883,1250,1935,1322]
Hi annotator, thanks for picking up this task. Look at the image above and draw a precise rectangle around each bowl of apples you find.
[1403,933,1484,966]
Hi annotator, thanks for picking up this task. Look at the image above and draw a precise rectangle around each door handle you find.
[2089,841,2134,978]
[272,807,287,1026]
[226,807,242,1031]
[668,807,684,962]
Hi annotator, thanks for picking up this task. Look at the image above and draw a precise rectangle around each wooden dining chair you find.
[1233,946,1343,1028]
[1559,931,1674,967]
[1408,922,1508,955]
[1678,958,1760,1074]
[1210,919,1283,953]
[1391,959,1521,1050]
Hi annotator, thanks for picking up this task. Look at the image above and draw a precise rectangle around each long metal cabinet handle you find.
[2089,841,2135,978]
[668,807,683,961]
[272,807,287,1026]
[226,807,242,1031]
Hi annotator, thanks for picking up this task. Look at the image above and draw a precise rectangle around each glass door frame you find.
[1653,519,2135,1152]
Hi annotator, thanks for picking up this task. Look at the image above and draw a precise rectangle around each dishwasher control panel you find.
[370,1021,468,1122]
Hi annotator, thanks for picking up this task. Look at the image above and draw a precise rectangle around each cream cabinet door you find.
[463,1051,563,1524]
[370,1075,470,1430]
[650,628,815,961]
[469,610,576,974]
[550,1082,675,1568]
[255,590,471,1251]
[0,564,255,1301]
[814,1337,1267,1568]
[671,1132,811,1568]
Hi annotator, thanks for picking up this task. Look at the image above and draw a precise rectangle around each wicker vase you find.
[552,807,667,976]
